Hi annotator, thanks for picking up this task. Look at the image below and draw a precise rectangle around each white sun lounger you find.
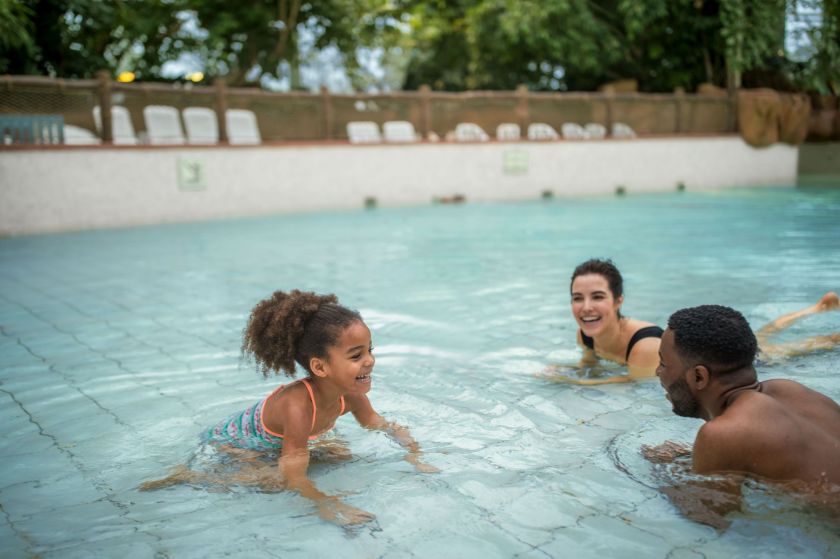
[347,121,382,144]
[496,123,521,141]
[143,105,185,145]
[63,125,101,145]
[527,123,559,140]
[226,109,261,145]
[183,107,219,144]
[612,122,637,138]
[561,122,588,140]
[383,120,420,142]
[584,123,607,139]
[454,123,489,142]
[92,106,139,145]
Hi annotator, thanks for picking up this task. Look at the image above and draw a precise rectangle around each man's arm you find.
[642,424,750,531]
[659,475,744,531]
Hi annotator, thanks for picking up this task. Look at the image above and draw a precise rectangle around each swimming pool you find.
[1,186,838,557]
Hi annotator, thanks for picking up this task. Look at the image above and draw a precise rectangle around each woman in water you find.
[550,258,839,385]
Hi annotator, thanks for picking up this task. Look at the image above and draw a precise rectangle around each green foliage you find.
[720,0,786,79]
[0,0,34,51]
[402,0,727,91]
[790,0,840,93]
[0,0,837,93]
[0,1,192,79]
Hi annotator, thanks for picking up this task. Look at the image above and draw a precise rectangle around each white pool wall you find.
[0,136,798,236]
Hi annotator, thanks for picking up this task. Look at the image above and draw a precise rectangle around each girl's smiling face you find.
[320,320,375,394]
[571,273,623,336]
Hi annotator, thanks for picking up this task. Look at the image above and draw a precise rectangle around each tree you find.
[788,0,840,93]
[399,0,826,93]
[0,0,836,94]
[0,0,405,87]
[0,1,191,78]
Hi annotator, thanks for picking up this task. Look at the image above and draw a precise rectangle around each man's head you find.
[657,305,758,418]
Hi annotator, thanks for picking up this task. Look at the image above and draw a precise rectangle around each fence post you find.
[97,70,113,144]
[604,88,615,137]
[321,86,333,140]
[515,84,529,133]
[214,78,228,143]
[674,86,684,134]
[419,84,431,140]
[728,87,739,133]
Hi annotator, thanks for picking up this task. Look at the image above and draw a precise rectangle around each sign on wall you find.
[177,157,207,191]
[503,149,528,175]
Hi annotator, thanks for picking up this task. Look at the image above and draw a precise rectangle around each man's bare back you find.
[694,379,840,483]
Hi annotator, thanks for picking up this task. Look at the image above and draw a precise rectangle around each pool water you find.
[1,187,839,558]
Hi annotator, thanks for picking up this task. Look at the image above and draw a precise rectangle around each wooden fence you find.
[0,73,737,144]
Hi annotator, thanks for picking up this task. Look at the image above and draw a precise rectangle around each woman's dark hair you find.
[570,259,624,318]
[242,290,362,377]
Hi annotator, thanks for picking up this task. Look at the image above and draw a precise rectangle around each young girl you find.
[143,289,437,526]
[548,258,839,385]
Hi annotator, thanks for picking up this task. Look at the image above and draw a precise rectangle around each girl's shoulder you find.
[262,379,318,439]
[265,379,314,415]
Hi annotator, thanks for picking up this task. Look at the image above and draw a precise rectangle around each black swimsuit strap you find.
[580,330,595,350]
[625,325,664,361]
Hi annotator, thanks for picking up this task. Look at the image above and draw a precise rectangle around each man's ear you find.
[690,365,711,390]
[309,356,328,378]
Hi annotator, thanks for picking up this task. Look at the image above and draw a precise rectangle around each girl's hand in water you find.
[641,440,692,464]
[318,498,376,526]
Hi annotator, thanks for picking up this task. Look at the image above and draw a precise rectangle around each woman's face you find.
[570,273,623,336]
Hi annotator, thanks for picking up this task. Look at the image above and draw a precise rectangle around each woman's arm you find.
[546,374,633,385]
[345,393,439,473]
[625,336,660,380]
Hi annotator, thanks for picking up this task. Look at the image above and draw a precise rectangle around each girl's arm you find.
[345,393,439,473]
[276,401,374,526]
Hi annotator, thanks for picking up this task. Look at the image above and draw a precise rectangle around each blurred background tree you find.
[0,0,837,94]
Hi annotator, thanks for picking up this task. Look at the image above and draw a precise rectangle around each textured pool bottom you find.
[1,186,839,557]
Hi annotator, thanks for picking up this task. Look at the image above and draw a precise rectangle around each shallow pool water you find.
[1,186,839,558]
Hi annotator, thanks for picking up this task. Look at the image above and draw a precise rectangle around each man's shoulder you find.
[695,416,753,448]
[693,390,800,468]
[693,416,778,475]
[695,398,786,452]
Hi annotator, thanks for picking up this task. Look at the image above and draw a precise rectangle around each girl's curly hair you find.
[242,290,362,377]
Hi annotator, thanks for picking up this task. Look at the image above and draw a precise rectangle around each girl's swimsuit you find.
[580,325,664,362]
[204,378,346,451]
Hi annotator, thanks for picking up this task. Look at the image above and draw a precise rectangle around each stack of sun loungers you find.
[92,105,263,145]
[346,120,424,143]
[86,107,637,145]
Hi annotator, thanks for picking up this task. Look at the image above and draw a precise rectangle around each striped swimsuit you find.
[204,378,346,451]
